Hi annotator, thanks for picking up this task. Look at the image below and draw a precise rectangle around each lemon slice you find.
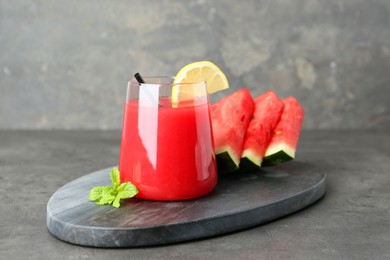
[172,61,229,105]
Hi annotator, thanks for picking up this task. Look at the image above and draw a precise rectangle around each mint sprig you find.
[89,167,138,208]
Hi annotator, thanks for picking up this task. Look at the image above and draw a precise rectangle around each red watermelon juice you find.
[119,97,217,201]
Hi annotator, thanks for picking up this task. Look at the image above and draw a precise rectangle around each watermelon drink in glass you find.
[119,76,217,201]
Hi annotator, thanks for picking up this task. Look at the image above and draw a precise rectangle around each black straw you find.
[133,73,160,107]
[134,73,145,84]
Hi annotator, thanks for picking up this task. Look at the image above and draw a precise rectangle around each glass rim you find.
[128,76,206,87]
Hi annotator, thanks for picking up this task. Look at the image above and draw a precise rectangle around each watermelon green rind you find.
[239,149,262,170]
[262,142,295,166]
[240,90,283,170]
[216,151,239,173]
[211,88,254,174]
[263,96,304,166]
[239,157,260,171]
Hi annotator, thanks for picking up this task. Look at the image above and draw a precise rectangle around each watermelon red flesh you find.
[211,88,254,173]
[262,96,304,166]
[240,90,284,169]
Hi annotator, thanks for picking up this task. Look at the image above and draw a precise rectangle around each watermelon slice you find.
[262,96,304,166]
[211,88,254,173]
[240,90,284,170]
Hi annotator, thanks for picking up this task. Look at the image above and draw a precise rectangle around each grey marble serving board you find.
[47,161,326,248]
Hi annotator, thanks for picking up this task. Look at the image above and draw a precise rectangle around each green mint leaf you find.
[89,186,104,201]
[112,196,121,208]
[89,186,114,202]
[98,186,116,203]
[112,182,139,208]
[101,185,116,196]
[117,182,139,199]
[110,167,120,189]
[89,167,138,208]
[97,194,116,205]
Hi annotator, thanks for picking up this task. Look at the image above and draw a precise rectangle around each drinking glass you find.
[119,76,217,201]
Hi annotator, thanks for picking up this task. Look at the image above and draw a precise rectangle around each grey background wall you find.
[1,0,389,130]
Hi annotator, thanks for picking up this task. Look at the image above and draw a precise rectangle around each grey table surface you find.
[1,129,389,260]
